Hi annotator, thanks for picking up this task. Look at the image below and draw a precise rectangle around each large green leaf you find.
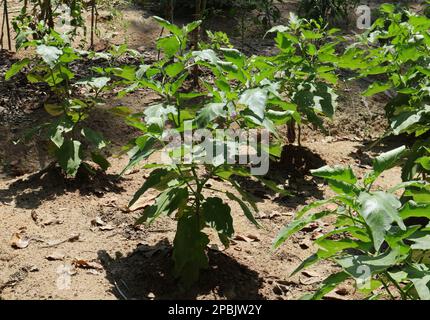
[173,212,210,286]
[49,116,74,148]
[226,191,260,228]
[363,82,391,97]
[358,191,405,251]
[373,146,406,176]
[311,165,357,184]
[239,88,268,120]
[196,103,227,128]
[399,201,430,219]
[301,272,350,300]
[404,264,430,300]
[336,249,405,279]
[81,127,107,149]
[137,187,188,224]
[165,62,185,78]
[56,140,82,177]
[153,16,182,36]
[5,58,30,80]
[202,197,234,247]
[121,136,158,175]
[36,45,62,68]
[129,168,180,208]
[157,36,181,57]
[273,211,332,249]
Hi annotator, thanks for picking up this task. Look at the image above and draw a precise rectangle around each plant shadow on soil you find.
[234,144,326,209]
[98,239,264,300]
[0,165,126,209]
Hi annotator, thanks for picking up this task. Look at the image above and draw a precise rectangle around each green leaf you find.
[311,165,357,184]
[400,201,430,219]
[157,36,181,57]
[137,187,188,224]
[416,156,430,170]
[184,20,202,34]
[336,249,405,279]
[404,264,430,300]
[372,146,406,178]
[226,191,260,228]
[302,272,350,300]
[239,88,268,120]
[203,197,234,247]
[273,211,332,249]
[295,198,338,219]
[410,235,430,250]
[363,82,391,97]
[165,62,185,78]
[153,16,182,36]
[129,168,179,208]
[173,212,210,287]
[36,45,62,68]
[81,127,107,149]
[121,136,158,175]
[91,152,110,171]
[196,103,227,128]
[44,103,64,116]
[56,140,82,177]
[49,116,74,148]
[358,192,405,251]
[5,58,30,80]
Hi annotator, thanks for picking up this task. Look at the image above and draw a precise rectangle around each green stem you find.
[380,277,396,300]
[384,271,408,300]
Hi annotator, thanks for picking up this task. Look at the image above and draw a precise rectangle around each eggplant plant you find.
[5,30,111,177]
[116,17,292,286]
[267,15,340,144]
[12,0,88,49]
[346,4,430,181]
[274,146,430,300]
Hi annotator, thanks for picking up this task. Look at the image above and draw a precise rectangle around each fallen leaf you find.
[10,233,30,249]
[234,235,253,243]
[99,224,115,231]
[87,269,100,275]
[91,216,106,226]
[302,270,321,278]
[335,286,350,296]
[72,259,103,270]
[300,276,322,285]
[42,217,63,226]
[46,251,66,261]
[128,194,157,212]
[302,222,320,232]
[42,234,80,248]
[246,234,260,242]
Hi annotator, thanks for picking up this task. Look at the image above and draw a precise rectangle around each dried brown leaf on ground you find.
[10,232,30,249]
[45,251,66,261]
[72,259,103,270]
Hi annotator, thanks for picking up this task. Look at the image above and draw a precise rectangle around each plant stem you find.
[380,277,396,300]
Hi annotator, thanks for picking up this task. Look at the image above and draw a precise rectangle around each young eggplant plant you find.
[266,14,340,144]
[345,4,430,181]
[117,17,292,286]
[274,146,430,300]
[5,30,112,177]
